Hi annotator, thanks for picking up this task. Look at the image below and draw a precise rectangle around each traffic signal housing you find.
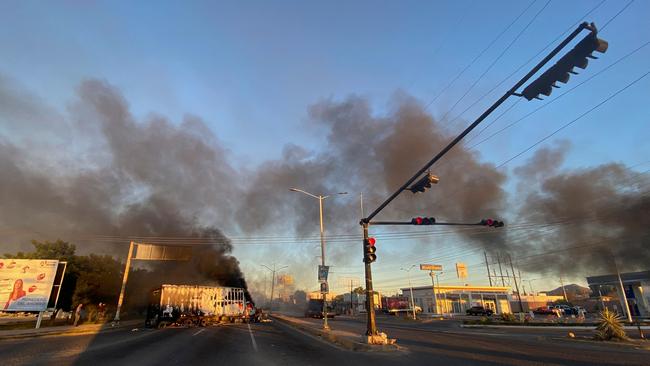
[408,173,439,193]
[363,237,377,263]
[521,30,608,101]
[480,218,504,228]
[411,217,436,225]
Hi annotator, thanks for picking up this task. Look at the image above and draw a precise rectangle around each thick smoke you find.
[238,94,506,238]
[513,143,650,275]
[4,75,643,289]
[0,77,249,298]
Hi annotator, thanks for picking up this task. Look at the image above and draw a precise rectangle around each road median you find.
[271,314,401,352]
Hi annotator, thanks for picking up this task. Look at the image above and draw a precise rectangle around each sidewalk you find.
[271,313,400,352]
[0,319,142,340]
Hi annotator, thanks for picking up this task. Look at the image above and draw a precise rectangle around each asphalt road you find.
[0,316,647,366]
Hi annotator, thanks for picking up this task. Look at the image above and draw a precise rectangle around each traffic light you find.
[480,218,504,228]
[411,217,436,225]
[363,237,377,263]
[521,31,608,101]
[408,172,439,193]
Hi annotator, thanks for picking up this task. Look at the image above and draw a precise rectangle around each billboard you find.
[0,259,59,311]
[134,244,192,261]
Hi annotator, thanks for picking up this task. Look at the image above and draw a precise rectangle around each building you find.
[509,293,565,312]
[400,285,511,315]
[586,270,650,317]
[307,291,337,302]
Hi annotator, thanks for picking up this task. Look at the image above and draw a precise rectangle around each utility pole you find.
[429,272,438,314]
[484,251,493,287]
[559,276,568,302]
[401,265,417,319]
[509,255,524,315]
[518,269,526,296]
[497,253,506,287]
[261,264,287,315]
[350,279,354,315]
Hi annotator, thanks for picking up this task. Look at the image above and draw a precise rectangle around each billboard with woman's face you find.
[0,259,59,311]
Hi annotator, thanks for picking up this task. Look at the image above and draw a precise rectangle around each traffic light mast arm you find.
[370,221,491,226]
[361,22,591,224]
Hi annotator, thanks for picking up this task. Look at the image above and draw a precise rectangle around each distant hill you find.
[544,284,591,300]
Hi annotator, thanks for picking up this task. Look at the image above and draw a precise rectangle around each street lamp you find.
[289,187,347,330]
[261,264,288,315]
[400,265,417,320]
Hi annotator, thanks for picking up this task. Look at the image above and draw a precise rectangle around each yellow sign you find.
[456,262,468,279]
[420,264,442,271]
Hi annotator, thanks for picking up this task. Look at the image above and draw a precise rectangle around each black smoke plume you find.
[0,77,249,299]
[513,142,650,276]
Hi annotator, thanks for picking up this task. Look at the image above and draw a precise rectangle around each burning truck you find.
[145,284,252,327]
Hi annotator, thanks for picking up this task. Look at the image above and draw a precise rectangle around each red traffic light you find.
[480,218,504,227]
[411,217,436,225]
[367,237,376,246]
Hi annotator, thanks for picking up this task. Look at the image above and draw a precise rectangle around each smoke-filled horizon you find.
[1,77,648,296]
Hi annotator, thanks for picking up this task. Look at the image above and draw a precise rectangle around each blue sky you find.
[1,0,649,295]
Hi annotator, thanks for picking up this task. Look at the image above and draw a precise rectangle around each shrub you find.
[595,308,628,341]
[500,313,517,322]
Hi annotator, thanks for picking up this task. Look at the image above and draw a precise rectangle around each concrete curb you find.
[0,320,142,340]
[271,314,401,352]
[461,324,650,330]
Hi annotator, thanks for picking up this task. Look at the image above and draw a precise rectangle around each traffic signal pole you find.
[362,222,378,336]
[359,22,596,340]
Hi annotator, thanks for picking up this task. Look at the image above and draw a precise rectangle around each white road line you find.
[192,328,206,336]
[247,323,258,352]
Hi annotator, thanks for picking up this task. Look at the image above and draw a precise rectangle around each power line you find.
[496,70,650,168]
[441,0,607,134]
[600,0,635,31]
[422,0,538,112]
[440,0,552,126]
[471,40,650,152]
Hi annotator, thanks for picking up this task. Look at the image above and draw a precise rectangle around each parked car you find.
[466,306,494,316]
[553,304,573,315]
[533,306,557,316]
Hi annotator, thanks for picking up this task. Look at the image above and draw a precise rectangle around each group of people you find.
[72,302,108,326]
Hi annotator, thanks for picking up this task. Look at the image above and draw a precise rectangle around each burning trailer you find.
[145,284,253,327]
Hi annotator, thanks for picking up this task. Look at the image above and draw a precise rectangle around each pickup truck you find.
[466,306,494,316]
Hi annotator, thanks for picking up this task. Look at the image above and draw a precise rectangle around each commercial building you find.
[400,285,511,315]
[586,270,650,318]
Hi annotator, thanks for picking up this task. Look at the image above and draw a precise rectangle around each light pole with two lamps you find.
[289,187,347,330]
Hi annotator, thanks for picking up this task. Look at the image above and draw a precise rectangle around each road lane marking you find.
[192,328,206,336]
[247,323,258,352]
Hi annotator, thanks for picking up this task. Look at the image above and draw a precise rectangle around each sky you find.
[1,0,649,299]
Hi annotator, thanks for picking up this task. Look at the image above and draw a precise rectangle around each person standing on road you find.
[74,303,84,326]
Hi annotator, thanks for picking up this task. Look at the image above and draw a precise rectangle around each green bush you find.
[500,313,517,322]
